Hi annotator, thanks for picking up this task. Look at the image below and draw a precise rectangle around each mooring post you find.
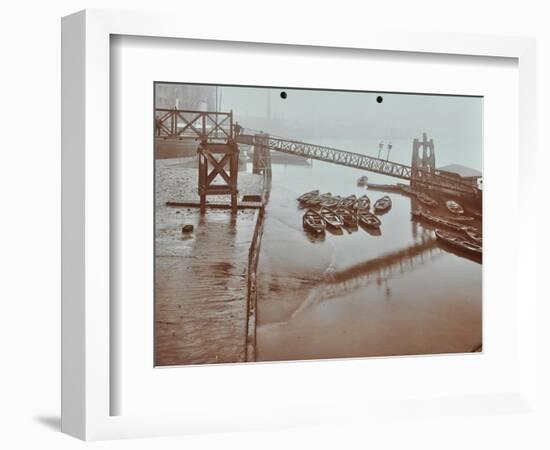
[198,141,207,214]
[230,141,239,213]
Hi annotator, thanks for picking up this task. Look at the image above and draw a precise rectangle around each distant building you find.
[155,84,216,111]
[437,164,482,189]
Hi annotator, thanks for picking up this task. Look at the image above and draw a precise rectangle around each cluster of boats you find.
[398,184,482,219]
[435,229,482,257]
[297,185,483,259]
[411,208,482,256]
[399,184,440,207]
[297,190,392,235]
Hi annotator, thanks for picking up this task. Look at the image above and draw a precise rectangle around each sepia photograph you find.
[154,83,483,367]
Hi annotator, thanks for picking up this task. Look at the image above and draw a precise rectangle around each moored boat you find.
[297,189,319,203]
[358,210,382,229]
[417,192,438,207]
[302,195,321,208]
[302,209,325,234]
[334,207,358,228]
[357,175,369,187]
[398,184,416,196]
[420,211,464,231]
[319,207,344,229]
[373,195,392,213]
[463,226,482,244]
[435,229,482,256]
[446,200,464,215]
[340,194,357,210]
[449,215,474,222]
[355,195,371,211]
[319,197,339,209]
[411,208,422,219]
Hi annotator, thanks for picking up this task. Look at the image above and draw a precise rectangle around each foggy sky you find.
[160,84,483,172]
[221,86,482,172]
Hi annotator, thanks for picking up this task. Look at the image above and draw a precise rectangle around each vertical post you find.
[171,108,176,136]
[263,134,272,189]
[230,142,238,213]
[411,138,420,188]
[198,146,207,214]
[422,132,428,168]
[253,134,262,175]
[428,138,435,170]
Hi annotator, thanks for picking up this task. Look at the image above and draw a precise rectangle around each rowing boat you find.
[319,207,344,229]
[357,175,369,186]
[463,226,482,244]
[411,208,422,218]
[435,229,482,255]
[355,195,371,211]
[297,189,319,203]
[334,207,358,228]
[449,215,474,222]
[302,195,321,208]
[398,184,416,196]
[446,200,464,215]
[340,194,357,210]
[417,192,438,207]
[416,210,464,231]
[319,197,339,208]
[358,210,381,229]
[302,209,325,234]
[373,195,392,213]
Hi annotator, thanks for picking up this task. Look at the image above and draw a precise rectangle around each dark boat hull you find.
[302,210,325,234]
[358,212,381,229]
[373,196,392,213]
[319,207,344,229]
[435,229,482,257]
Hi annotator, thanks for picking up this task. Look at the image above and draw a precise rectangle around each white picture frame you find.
[61,9,537,441]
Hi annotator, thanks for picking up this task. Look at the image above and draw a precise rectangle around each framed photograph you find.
[153,83,483,367]
[62,9,537,440]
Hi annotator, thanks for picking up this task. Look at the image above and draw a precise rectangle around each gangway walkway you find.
[237,133,479,196]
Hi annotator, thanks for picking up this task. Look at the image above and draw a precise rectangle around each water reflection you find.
[255,159,482,361]
[304,231,326,244]
[362,226,382,237]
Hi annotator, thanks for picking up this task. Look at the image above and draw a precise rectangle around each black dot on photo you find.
[280,91,287,99]
[376,96,383,103]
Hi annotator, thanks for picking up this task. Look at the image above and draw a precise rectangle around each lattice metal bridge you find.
[237,134,478,196]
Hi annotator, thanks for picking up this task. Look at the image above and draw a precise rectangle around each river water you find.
[254,139,482,362]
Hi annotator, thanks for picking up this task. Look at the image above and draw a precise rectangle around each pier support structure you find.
[252,133,271,175]
[198,140,240,213]
[411,132,436,188]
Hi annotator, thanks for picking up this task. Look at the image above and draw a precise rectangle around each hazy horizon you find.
[156,83,483,172]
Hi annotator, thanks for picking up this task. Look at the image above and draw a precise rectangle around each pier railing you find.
[155,108,479,197]
[238,134,480,196]
[155,108,234,142]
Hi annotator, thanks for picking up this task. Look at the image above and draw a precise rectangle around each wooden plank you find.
[166,200,262,210]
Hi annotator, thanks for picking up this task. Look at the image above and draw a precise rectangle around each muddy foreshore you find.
[155,157,262,366]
